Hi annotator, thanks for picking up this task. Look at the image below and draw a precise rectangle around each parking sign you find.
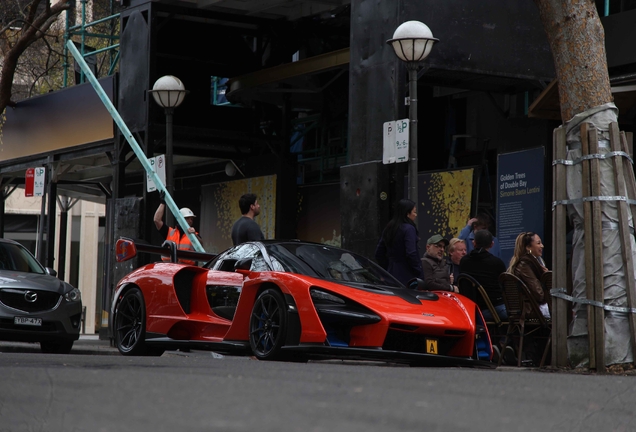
[382,119,409,164]
[146,154,166,192]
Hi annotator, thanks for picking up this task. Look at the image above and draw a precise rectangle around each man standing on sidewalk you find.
[231,193,265,245]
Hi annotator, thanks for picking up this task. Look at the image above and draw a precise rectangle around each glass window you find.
[211,77,230,106]
[209,243,270,272]
[265,243,403,288]
[0,242,45,274]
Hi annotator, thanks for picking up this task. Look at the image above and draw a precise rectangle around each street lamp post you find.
[149,75,188,227]
[387,21,438,204]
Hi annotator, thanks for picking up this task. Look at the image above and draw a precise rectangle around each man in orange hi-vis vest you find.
[153,191,201,265]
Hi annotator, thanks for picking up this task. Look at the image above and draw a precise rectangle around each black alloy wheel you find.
[114,288,163,356]
[249,288,288,360]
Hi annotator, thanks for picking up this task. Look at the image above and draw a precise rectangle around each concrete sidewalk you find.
[0,334,120,355]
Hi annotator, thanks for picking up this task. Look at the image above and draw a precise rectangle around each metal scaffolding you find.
[63,0,120,87]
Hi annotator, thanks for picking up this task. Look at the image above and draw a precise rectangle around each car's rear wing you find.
[115,237,217,264]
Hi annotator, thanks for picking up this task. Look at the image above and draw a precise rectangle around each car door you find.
[207,243,271,321]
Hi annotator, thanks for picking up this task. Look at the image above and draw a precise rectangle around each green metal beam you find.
[66,41,205,252]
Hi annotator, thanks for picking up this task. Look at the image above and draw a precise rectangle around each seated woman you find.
[508,232,550,318]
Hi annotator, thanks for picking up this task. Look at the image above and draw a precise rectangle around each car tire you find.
[249,288,288,360]
[114,288,163,356]
[40,340,73,354]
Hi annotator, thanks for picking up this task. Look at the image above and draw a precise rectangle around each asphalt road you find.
[0,339,634,432]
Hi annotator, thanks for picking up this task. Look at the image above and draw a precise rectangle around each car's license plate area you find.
[426,338,438,354]
[14,317,42,326]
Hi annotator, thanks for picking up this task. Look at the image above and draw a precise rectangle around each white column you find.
[78,201,99,334]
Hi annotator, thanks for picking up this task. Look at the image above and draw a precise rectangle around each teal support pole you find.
[66,41,205,252]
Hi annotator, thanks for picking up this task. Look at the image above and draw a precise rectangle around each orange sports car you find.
[111,239,493,367]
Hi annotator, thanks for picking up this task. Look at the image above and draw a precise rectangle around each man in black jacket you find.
[458,229,507,320]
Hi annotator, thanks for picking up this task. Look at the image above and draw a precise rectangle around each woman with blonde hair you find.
[508,231,550,318]
[446,238,466,287]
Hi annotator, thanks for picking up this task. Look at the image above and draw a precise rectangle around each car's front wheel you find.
[249,288,288,360]
[114,288,163,356]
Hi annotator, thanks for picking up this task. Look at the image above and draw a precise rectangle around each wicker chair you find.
[457,273,507,330]
[498,272,552,367]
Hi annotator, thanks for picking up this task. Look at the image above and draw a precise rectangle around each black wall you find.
[345,0,555,258]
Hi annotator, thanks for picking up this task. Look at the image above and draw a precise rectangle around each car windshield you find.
[264,243,403,288]
[0,242,45,274]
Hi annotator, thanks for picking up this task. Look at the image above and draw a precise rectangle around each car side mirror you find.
[115,238,138,262]
[407,278,427,290]
[234,258,253,274]
[45,267,57,277]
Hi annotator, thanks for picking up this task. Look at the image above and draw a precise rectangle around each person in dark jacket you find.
[421,234,456,292]
[459,229,507,320]
[375,199,424,286]
[458,213,502,258]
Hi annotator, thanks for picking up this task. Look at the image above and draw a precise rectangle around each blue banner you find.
[497,147,545,267]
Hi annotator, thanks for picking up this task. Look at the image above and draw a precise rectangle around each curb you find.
[0,336,120,355]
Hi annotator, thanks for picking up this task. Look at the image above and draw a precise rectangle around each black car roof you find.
[256,239,343,249]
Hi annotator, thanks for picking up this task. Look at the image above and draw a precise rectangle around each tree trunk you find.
[533,0,612,122]
[534,0,636,369]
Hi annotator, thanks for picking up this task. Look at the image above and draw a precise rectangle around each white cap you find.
[179,207,196,218]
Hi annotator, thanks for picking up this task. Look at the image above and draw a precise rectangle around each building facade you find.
[3,0,636,338]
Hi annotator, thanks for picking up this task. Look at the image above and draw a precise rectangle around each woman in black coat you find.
[374,199,424,286]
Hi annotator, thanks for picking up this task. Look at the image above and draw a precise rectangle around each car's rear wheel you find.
[114,288,163,356]
[249,288,288,360]
[40,340,73,354]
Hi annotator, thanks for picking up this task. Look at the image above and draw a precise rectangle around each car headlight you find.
[65,288,81,302]
[310,288,345,305]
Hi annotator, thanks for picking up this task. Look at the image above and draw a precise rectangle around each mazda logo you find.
[24,291,38,303]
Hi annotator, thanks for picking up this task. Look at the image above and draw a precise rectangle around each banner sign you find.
[25,168,35,197]
[409,168,474,242]
[496,147,545,266]
[25,167,45,197]
[383,119,409,164]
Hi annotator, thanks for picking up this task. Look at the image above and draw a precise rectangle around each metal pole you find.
[80,0,87,84]
[45,173,57,268]
[36,189,47,263]
[58,207,68,280]
[165,107,174,228]
[407,64,419,204]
